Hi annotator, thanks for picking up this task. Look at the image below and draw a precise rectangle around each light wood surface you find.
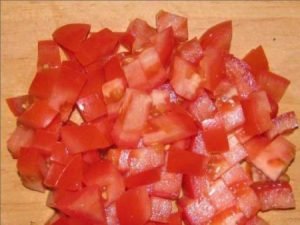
[1,1,300,225]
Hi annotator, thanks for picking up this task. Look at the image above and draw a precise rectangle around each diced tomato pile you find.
[7,10,298,225]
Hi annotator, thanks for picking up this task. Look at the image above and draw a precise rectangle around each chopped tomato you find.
[37,40,61,70]
[243,45,269,77]
[150,197,172,223]
[75,28,119,65]
[29,69,60,99]
[156,10,188,42]
[54,186,106,224]
[178,37,203,65]
[216,97,245,132]
[7,125,34,158]
[18,100,58,129]
[127,18,156,52]
[111,88,152,148]
[116,187,151,225]
[199,48,226,91]
[48,65,87,121]
[128,146,165,175]
[171,56,201,100]
[225,55,258,99]
[167,149,207,176]
[207,179,236,212]
[241,90,272,136]
[151,27,175,66]
[53,23,90,52]
[31,130,57,155]
[17,147,47,192]
[201,114,229,153]
[104,56,126,82]
[61,124,112,153]
[149,171,182,200]
[125,167,161,188]
[83,160,125,206]
[256,70,290,102]
[210,206,246,225]
[6,95,33,117]
[76,92,107,122]
[182,197,216,225]
[252,181,295,211]
[188,89,216,122]
[265,111,298,139]
[143,109,198,145]
[199,20,232,52]
[246,136,295,181]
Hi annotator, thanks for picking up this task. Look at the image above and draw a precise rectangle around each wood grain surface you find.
[1,1,300,225]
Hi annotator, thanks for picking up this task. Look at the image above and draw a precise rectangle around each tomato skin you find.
[156,10,188,42]
[53,23,90,52]
[111,88,152,148]
[116,187,151,225]
[37,40,61,71]
[199,20,232,52]
[31,130,57,155]
[77,92,107,122]
[256,70,290,102]
[241,91,272,136]
[243,45,269,77]
[17,147,47,192]
[198,48,226,91]
[48,65,87,121]
[201,114,229,153]
[75,28,119,66]
[6,95,33,117]
[143,109,198,145]
[29,69,60,99]
[83,160,125,206]
[61,124,111,154]
[167,149,207,176]
[104,56,126,82]
[252,181,295,211]
[55,154,83,191]
[54,186,107,224]
[49,142,72,165]
[125,167,161,188]
[18,100,58,129]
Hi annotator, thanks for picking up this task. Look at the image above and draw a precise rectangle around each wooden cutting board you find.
[1,1,300,224]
